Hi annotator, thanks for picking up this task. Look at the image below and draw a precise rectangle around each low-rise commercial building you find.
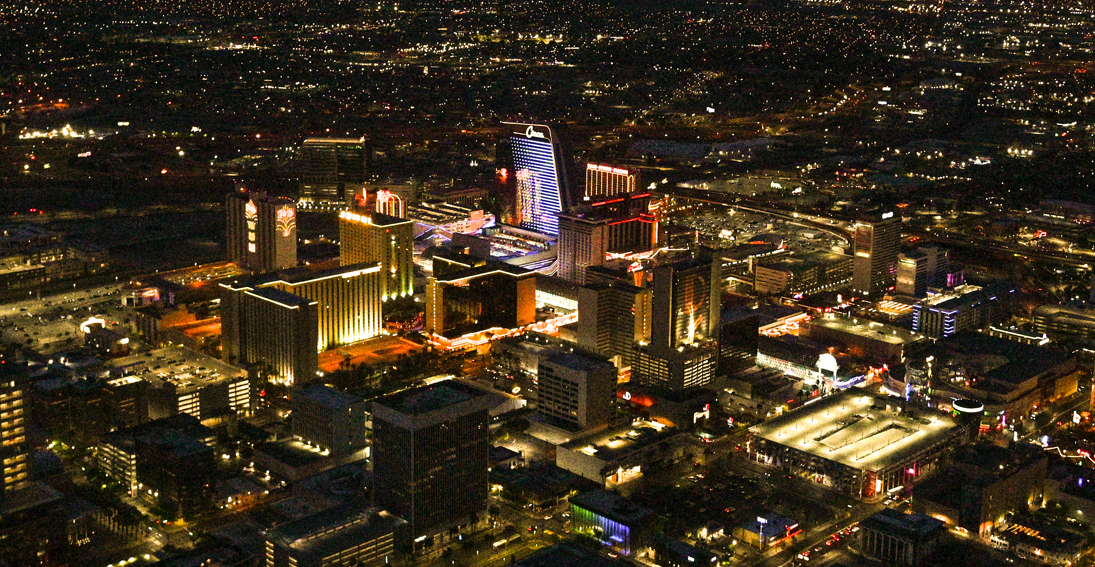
[856,509,944,566]
[569,490,656,556]
[556,419,684,486]
[263,503,406,567]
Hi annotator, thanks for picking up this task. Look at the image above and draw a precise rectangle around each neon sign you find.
[276,206,296,237]
[525,125,546,139]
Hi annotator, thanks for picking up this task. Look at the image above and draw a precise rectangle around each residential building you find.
[0,370,30,494]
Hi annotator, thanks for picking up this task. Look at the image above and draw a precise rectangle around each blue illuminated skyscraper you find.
[501,122,575,236]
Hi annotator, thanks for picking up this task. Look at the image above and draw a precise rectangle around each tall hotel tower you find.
[500,122,575,237]
[852,212,902,298]
[339,211,415,300]
[584,163,637,199]
[226,190,297,273]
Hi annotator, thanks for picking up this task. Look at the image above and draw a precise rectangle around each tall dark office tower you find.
[339,211,415,300]
[852,212,901,298]
[0,370,30,494]
[298,137,371,210]
[718,308,759,375]
[896,247,950,297]
[650,251,722,352]
[372,381,494,540]
[499,122,575,236]
[226,191,298,273]
[576,282,651,368]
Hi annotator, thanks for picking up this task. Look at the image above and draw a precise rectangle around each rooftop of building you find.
[649,533,719,563]
[756,251,852,272]
[860,509,943,539]
[267,261,383,287]
[247,286,316,308]
[102,412,215,451]
[295,383,363,410]
[739,511,798,537]
[748,391,961,472]
[806,316,923,346]
[373,380,486,417]
[104,345,247,393]
[0,482,65,518]
[560,419,677,463]
[927,332,1071,387]
[570,489,655,525]
[339,209,413,227]
[266,503,405,561]
[513,542,629,567]
[301,136,367,144]
[1033,303,1095,325]
[433,261,534,283]
[544,351,615,372]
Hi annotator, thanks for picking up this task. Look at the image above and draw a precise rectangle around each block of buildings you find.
[426,263,536,340]
[753,251,852,295]
[911,284,1016,338]
[913,442,1047,535]
[556,419,684,486]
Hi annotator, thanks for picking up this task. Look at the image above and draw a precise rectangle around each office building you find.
[753,252,853,295]
[537,351,616,430]
[220,285,319,386]
[634,342,718,391]
[584,163,637,199]
[339,211,415,300]
[372,381,495,539]
[263,503,406,567]
[291,384,367,456]
[0,370,30,494]
[102,346,249,422]
[569,490,655,556]
[557,199,657,285]
[856,509,944,566]
[0,483,67,566]
[852,212,901,298]
[426,264,536,339]
[299,137,371,209]
[99,414,216,516]
[576,283,651,368]
[226,191,298,273]
[896,247,950,297]
[718,308,759,375]
[500,122,575,236]
[911,284,1015,338]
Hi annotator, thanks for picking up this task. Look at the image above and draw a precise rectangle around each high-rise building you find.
[576,283,651,368]
[0,370,30,494]
[372,381,495,540]
[374,189,406,218]
[852,213,901,298]
[222,263,384,359]
[339,211,415,300]
[500,122,575,236]
[896,247,950,297]
[650,251,722,352]
[226,191,298,273]
[291,384,367,456]
[426,264,536,339]
[718,308,759,375]
[538,352,617,430]
[299,137,371,210]
[584,163,637,199]
[557,196,657,285]
[220,286,319,386]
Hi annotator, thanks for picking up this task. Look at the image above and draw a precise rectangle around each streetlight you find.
[757,516,768,551]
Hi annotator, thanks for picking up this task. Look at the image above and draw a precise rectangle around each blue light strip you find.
[512,136,562,236]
